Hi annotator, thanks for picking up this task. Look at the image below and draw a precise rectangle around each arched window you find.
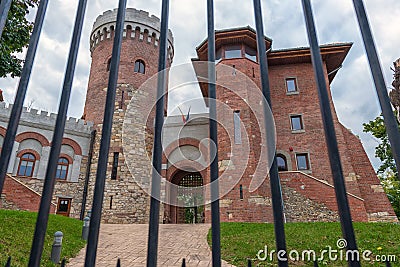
[106,58,111,72]
[277,154,288,171]
[134,59,145,74]
[56,157,69,180]
[18,153,36,177]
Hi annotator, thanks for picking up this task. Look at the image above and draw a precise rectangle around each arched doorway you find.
[166,171,205,224]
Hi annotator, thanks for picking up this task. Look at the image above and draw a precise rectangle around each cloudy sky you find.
[0,0,399,169]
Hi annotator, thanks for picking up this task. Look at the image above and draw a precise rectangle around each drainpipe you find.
[80,129,96,220]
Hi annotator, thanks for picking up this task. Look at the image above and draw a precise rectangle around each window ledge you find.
[291,129,305,134]
[286,91,299,95]
[298,169,312,174]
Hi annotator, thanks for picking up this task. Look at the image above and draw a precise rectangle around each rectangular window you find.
[290,115,304,131]
[286,78,298,93]
[225,45,242,59]
[234,111,241,144]
[216,49,222,63]
[296,153,310,170]
[111,152,119,180]
[239,185,243,200]
[245,46,257,62]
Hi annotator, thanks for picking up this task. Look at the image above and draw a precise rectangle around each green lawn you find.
[0,209,86,267]
[210,222,400,266]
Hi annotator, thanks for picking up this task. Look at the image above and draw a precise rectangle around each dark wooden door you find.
[56,198,71,217]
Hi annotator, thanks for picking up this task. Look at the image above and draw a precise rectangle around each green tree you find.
[363,114,399,176]
[363,113,400,217]
[0,0,38,78]
[379,170,400,217]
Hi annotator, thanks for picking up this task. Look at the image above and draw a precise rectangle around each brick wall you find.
[1,175,56,213]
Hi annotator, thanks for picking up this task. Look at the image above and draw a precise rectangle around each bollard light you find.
[54,231,63,245]
[82,216,90,240]
[51,231,63,263]
[84,216,90,227]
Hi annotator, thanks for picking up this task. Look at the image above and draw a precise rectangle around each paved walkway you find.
[68,224,234,267]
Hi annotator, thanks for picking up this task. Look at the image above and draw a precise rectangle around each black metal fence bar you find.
[0,0,12,38]
[84,0,127,265]
[207,0,221,266]
[300,1,360,266]
[0,0,49,195]
[352,0,400,176]
[4,256,11,267]
[146,0,170,266]
[28,0,88,266]
[252,1,288,266]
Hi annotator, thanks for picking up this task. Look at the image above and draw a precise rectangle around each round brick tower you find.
[83,8,174,223]
[83,7,174,124]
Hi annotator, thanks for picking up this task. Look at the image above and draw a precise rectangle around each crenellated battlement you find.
[90,8,174,62]
[0,102,93,135]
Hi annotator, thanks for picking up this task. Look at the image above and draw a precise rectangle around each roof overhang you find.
[192,42,352,102]
[195,26,272,61]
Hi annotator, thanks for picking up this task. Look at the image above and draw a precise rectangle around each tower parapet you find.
[0,102,92,136]
[90,8,174,62]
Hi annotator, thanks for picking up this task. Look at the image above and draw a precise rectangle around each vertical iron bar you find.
[28,0,88,266]
[116,258,121,267]
[80,129,97,220]
[84,0,126,265]
[5,256,11,267]
[0,0,12,38]
[0,0,49,195]
[301,1,360,266]
[253,1,288,266]
[352,0,400,177]
[207,0,221,266]
[146,0,170,266]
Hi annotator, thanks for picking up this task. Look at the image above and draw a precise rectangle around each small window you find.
[276,154,288,171]
[286,78,298,93]
[134,59,145,74]
[216,49,222,63]
[18,153,36,177]
[111,152,119,180]
[56,157,69,180]
[225,45,242,59]
[245,46,257,62]
[296,153,310,171]
[106,58,111,72]
[239,185,243,200]
[233,111,241,144]
[290,115,304,131]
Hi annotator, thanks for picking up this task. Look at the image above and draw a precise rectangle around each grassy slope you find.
[0,209,86,267]
[210,222,400,266]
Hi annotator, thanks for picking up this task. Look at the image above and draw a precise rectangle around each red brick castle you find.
[0,8,396,224]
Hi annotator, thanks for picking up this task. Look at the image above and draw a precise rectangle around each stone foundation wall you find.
[283,186,339,222]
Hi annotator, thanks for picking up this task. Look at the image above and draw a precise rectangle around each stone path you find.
[68,224,234,266]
